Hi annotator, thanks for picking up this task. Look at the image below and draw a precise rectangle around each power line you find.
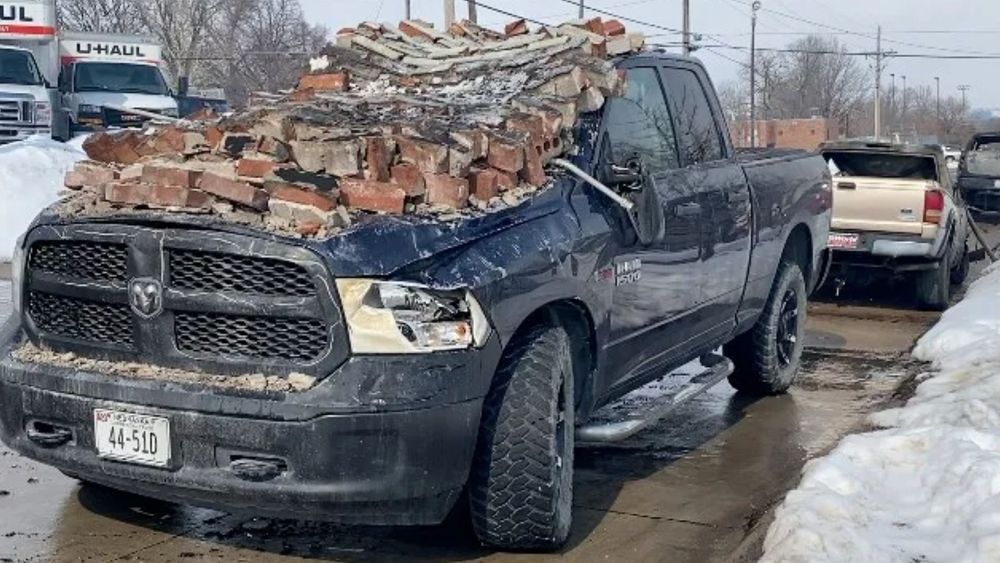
[553,0,683,34]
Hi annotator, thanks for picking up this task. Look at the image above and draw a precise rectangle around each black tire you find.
[724,260,807,396]
[951,243,970,286]
[469,323,575,551]
[917,252,951,310]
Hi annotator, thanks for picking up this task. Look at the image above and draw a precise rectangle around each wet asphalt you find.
[2,226,997,562]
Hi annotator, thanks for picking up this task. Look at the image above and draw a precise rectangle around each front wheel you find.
[724,260,807,395]
[469,323,575,550]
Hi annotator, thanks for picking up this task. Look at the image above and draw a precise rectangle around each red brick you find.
[151,127,186,154]
[397,137,448,174]
[450,129,489,160]
[296,221,324,236]
[141,165,197,188]
[494,168,518,190]
[506,113,546,145]
[65,163,117,189]
[290,88,316,102]
[583,17,604,35]
[266,182,336,212]
[199,173,269,210]
[205,126,223,150]
[82,133,117,162]
[365,137,392,182]
[257,136,289,161]
[340,179,406,214]
[104,183,210,209]
[399,20,432,40]
[603,19,626,36]
[390,163,426,196]
[488,134,526,173]
[521,145,548,186]
[469,169,499,201]
[110,132,143,164]
[237,159,276,178]
[425,173,469,209]
[298,71,350,92]
[505,19,528,37]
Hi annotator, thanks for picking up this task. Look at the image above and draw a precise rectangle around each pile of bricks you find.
[59,16,643,238]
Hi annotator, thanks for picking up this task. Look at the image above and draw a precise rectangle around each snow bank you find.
[0,136,87,261]
[762,265,1000,563]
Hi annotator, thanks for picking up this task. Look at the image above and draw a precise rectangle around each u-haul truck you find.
[59,32,178,131]
[0,0,66,143]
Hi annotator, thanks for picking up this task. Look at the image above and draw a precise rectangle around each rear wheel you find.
[917,252,951,310]
[469,323,575,550]
[951,242,970,286]
[724,260,807,396]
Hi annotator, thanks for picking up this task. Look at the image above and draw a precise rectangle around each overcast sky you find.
[299,0,1000,111]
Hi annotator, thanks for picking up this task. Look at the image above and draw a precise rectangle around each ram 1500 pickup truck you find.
[0,53,831,550]
[821,141,970,309]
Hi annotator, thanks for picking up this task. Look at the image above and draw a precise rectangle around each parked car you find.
[821,141,971,309]
[957,132,1000,216]
[942,144,962,167]
[0,53,831,549]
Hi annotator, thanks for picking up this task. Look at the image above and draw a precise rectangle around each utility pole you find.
[682,0,691,56]
[959,84,972,116]
[579,0,585,18]
[467,0,477,23]
[874,25,883,139]
[934,76,941,137]
[901,74,907,134]
[405,0,411,20]
[444,0,455,27]
[750,1,760,148]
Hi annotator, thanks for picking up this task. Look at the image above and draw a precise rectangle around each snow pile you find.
[0,136,87,261]
[761,264,1000,563]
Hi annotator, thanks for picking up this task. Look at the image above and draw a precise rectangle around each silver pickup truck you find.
[820,141,971,309]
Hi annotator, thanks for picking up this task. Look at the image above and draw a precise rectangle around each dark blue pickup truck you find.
[0,54,830,550]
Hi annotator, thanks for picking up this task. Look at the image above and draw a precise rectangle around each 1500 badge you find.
[615,258,642,286]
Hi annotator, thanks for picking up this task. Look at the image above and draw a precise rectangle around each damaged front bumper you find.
[0,322,500,525]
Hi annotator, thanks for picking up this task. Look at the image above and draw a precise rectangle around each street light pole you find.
[682,0,691,56]
[750,1,761,148]
[405,0,411,20]
[959,84,971,116]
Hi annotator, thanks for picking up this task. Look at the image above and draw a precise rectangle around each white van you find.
[58,32,178,131]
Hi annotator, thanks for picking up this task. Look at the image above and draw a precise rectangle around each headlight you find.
[78,104,102,115]
[11,235,26,315]
[33,102,51,123]
[336,280,490,354]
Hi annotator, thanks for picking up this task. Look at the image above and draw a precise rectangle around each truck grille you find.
[22,225,346,378]
[0,101,21,123]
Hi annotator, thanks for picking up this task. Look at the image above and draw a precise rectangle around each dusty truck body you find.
[820,141,970,309]
[0,52,830,549]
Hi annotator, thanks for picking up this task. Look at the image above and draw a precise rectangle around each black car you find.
[0,54,831,550]
[957,132,1000,216]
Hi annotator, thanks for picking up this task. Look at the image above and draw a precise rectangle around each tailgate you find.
[831,176,932,235]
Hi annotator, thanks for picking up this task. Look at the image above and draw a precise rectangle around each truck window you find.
[660,68,724,165]
[616,67,680,174]
[74,62,169,96]
[0,49,43,86]
[967,137,1000,177]
[823,152,938,182]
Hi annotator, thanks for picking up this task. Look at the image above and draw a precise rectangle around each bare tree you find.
[766,35,868,121]
[56,0,144,34]
[135,0,229,87]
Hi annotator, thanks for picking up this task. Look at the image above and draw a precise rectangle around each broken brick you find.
[151,127,186,154]
[399,20,433,41]
[257,137,290,161]
[237,159,276,179]
[390,163,426,196]
[200,173,269,210]
[506,113,547,145]
[65,162,117,189]
[365,137,392,182]
[450,129,489,160]
[340,179,406,214]
[105,183,210,209]
[505,19,528,37]
[397,137,448,174]
[141,165,198,188]
[469,169,500,201]
[291,140,360,177]
[488,133,528,173]
[449,147,473,177]
[298,71,350,92]
[603,19,626,36]
[296,221,324,236]
[521,145,548,186]
[290,88,316,102]
[268,198,333,225]
[425,173,470,209]
[205,127,223,150]
[578,86,606,114]
[266,181,336,212]
[494,168,518,190]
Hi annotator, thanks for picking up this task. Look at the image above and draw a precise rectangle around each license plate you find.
[94,409,171,467]
[828,233,859,249]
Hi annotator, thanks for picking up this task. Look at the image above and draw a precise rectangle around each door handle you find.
[674,202,702,218]
[837,182,857,190]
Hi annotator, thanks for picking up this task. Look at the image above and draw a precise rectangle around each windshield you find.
[0,49,43,86]
[74,62,169,95]
[823,151,938,181]
[966,141,1000,177]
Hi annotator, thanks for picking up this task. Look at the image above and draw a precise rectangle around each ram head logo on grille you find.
[129,278,163,319]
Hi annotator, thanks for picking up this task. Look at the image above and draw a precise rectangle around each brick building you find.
[732,117,843,150]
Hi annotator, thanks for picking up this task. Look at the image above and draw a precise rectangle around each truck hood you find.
[30,181,568,280]
[75,92,177,112]
[0,84,49,99]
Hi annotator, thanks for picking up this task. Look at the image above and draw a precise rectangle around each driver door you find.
[603,65,704,391]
